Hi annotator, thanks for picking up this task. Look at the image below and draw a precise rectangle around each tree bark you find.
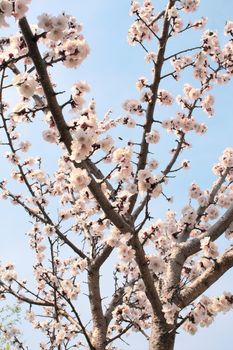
[88,267,107,350]
[149,318,175,350]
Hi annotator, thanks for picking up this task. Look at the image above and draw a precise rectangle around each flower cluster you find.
[162,112,207,135]
[69,105,99,163]
[12,73,38,98]
[128,0,159,45]
[181,0,200,13]
[201,94,215,116]
[137,169,163,198]
[145,129,160,144]
[38,13,68,41]
[0,0,31,27]
[122,99,143,115]
[168,7,183,33]
[69,168,91,192]
[37,14,90,69]
[113,146,133,180]
[157,89,173,106]
[183,293,233,334]
[200,237,219,259]
[162,302,180,324]
[70,80,90,111]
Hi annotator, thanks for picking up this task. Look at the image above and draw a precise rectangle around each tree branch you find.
[178,167,230,242]
[18,16,129,233]
[182,202,233,258]
[129,0,176,213]
[178,247,233,308]
[165,201,233,298]
[88,265,107,349]
[130,235,166,324]
[104,287,125,326]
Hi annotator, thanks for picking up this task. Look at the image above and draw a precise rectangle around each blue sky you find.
[0,0,233,349]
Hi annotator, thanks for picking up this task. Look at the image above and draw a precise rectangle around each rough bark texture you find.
[88,267,107,350]
[149,318,175,350]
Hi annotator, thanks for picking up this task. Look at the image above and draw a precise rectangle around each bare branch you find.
[164,46,201,61]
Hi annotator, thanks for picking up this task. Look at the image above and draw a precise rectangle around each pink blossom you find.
[158,89,173,105]
[69,168,91,191]
[145,130,160,144]
[181,0,200,13]
[200,237,219,258]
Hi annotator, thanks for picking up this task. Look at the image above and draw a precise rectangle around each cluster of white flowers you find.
[147,254,165,274]
[1,0,233,348]
[99,135,114,153]
[145,129,160,144]
[189,182,218,210]
[212,149,233,187]
[162,302,180,324]
[60,278,80,300]
[12,73,38,98]
[162,112,207,135]
[70,130,93,162]
[189,16,207,30]
[183,83,201,100]
[189,182,203,199]
[167,7,183,33]
[145,51,157,63]
[19,140,31,152]
[183,293,233,334]
[62,38,90,69]
[179,205,197,226]
[0,0,31,27]
[157,89,173,106]
[105,227,121,247]
[118,244,135,262]
[200,237,219,258]
[43,224,56,237]
[122,99,143,115]
[11,102,29,123]
[69,106,99,163]
[136,76,148,91]
[128,0,159,45]
[180,0,200,13]
[202,30,221,59]
[113,146,133,180]
[137,169,163,198]
[69,168,91,192]
[193,52,208,80]
[201,94,215,116]
[38,13,68,41]
[219,147,233,168]
[0,261,17,282]
[42,129,59,144]
[36,14,90,69]
[170,55,193,79]
[71,80,90,111]
[224,21,233,36]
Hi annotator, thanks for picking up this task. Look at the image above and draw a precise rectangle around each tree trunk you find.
[149,319,176,350]
[91,327,107,350]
